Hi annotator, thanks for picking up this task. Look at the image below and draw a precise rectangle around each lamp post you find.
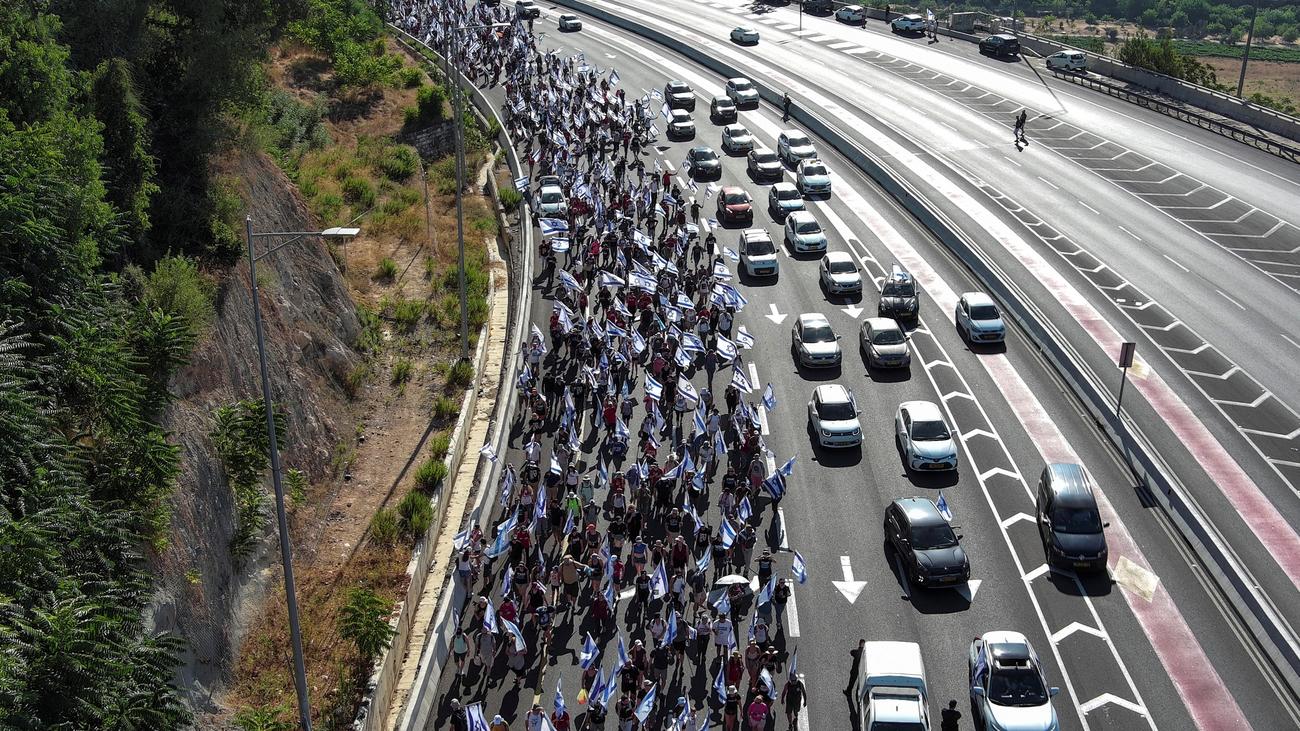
[1236,0,1259,99]
[443,21,509,361]
[244,217,360,731]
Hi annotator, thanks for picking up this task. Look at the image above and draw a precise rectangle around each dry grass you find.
[1199,57,1300,103]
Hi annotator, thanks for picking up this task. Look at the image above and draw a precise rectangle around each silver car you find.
[777,129,817,166]
[726,77,760,107]
[667,109,695,139]
[956,292,1006,344]
[860,317,911,369]
[796,159,832,197]
[895,401,958,472]
[747,147,783,180]
[819,251,862,294]
[969,632,1060,731]
[808,384,861,447]
[783,211,827,253]
[768,182,805,219]
[721,123,755,154]
[791,313,841,367]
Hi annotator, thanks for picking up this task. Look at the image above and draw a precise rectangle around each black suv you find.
[1036,463,1109,572]
[878,265,919,323]
[664,80,696,111]
[980,33,1020,57]
[885,498,969,589]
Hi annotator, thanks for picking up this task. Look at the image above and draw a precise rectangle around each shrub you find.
[315,192,344,222]
[338,587,396,666]
[140,256,216,339]
[397,66,424,88]
[414,458,448,491]
[397,490,434,540]
[467,296,489,329]
[285,468,308,507]
[369,508,400,547]
[498,186,522,212]
[416,84,448,123]
[391,357,414,384]
[342,176,375,207]
[375,257,398,282]
[234,706,295,731]
[429,432,451,459]
[380,145,420,182]
[433,395,459,420]
[448,359,474,388]
[392,298,425,331]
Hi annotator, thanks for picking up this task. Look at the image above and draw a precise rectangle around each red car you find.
[716,186,753,224]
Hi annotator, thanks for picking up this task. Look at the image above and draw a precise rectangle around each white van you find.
[1047,50,1087,72]
[858,641,930,731]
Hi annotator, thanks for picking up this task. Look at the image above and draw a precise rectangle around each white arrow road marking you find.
[841,303,864,318]
[1080,692,1148,716]
[833,555,868,603]
[765,303,788,324]
[1051,621,1107,644]
[955,579,982,603]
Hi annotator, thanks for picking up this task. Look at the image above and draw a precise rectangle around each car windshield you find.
[672,112,690,122]
[733,80,753,91]
[872,328,905,345]
[882,281,915,297]
[802,164,827,176]
[911,419,950,441]
[745,239,775,256]
[753,151,777,163]
[802,324,834,342]
[730,128,750,138]
[797,221,821,235]
[829,260,856,274]
[817,399,855,421]
[988,666,1049,707]
[694,149,718,161]
[910,523,958,550]
[1051,506,1103,534]
[970,304,1000,320]
[776,188,799,201]
[540,191,562,203]
[724,192,749,205]
[787,135,811,147]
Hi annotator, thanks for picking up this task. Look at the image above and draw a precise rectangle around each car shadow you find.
[863,361,913,384]
[881,540,973,613]
[792,359,843,381]
[954,324,1009,354]
[737,270,780,288]
[1046,565,1115,598]
[893,440,961,487]
[808,435,864,467]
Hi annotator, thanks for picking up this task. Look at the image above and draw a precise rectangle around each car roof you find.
[750,146,776,156]
[814,383,851,403]
[539,183,562,191]
[780,129,804,138]
[713,95,732,104]
[864,316,900,331]
[667,80,689,88]
[1043,463,1097,507]
[799,158,825,169]
[728,76,751,84]
[798,312,830,327]
[788,210,816,225]
[772,181,797,192]
[741,228,770,241]
[962,291,995,307]
[993,33,1017,40]
[888,263,912,281]
[690,145,713,154]
[893,497,944,526]
[824,250,853,264]
[903,13,923,19]
[560,13,577,19]
[983,631,1034,663]
[671,109,691,119]
[900,400,943,422]
[724,123,747,132]
[721,185,745,195]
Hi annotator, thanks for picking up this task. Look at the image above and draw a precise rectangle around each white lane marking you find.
[1080,693,1149,716]
[1118,226,1142,242]
[1002,155,1021,168]
[1037,175,1060,190]
[1079,201,1101,215]
[777,508,790,550]
[1001,512,1035,529]
[1052,621,1108,643]
[785,587,800,638]
[1281,333,1300,352]
[1215,289,1246,311]
[751,362,770,435]
[1022,563,1051,581]
[832,555,868,603]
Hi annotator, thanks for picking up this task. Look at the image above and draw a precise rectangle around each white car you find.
[969,632,1061,731]
[808,384,861,448]
[666,109,695,139]
[895,400,958,472]
[515,0,540,19]
[783,210,827,253]
[768,182,805,219]
[730,26,760,44]
[725,77,760,107]
[891,13,926,32]
[819,251,862,294]
[836,5,867,23]
[739,228,779,278]
[777,129,817,166]
[557,14,582,31]
[792,313,842,367]
[1046,50,1087,72]
[537,184,567,216]
[721,123,755,154]
[796,159,832,197]
[955,292,1006,344]
[860,317,911,369]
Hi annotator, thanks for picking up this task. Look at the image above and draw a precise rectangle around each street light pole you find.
[1236,0,1259,99]
[243,218,359,731]
[245,216,312,731]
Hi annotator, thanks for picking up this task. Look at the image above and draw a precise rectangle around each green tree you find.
[338,587,396,666]
[89,57,159,247]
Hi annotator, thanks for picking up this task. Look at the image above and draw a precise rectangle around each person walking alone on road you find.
[781,673,806,730]
[782,93,792,122]
[1013,109,1028,146]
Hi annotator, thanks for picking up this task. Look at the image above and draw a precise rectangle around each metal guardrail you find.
[1051,69,1300,163]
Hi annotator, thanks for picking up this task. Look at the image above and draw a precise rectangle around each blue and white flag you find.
[762,472,786,501]
[602,663,620,706]
[589,668,607,707]
[660,101,671,119]
[760,667,776,698]
[617,633,630,668]
[629,270,657,292]
[693,407,707,436]
[635,684,657,723]
[604,577,616,607]
[650,561,669,600]
[677,376,699,405]
[735,326,755,349]
[779,456,796,477]
[557,269,582,293]
[696,548,712,573]
[540,217,569,236]
[606,321,629,339]
[550,237,570,254]
[503,617,526,652]
[465,702,490,731]
[580,632,600,669]
[609,68,621,85]
[616,416,629,440]
[483,599,498,634]
[757,574,776,606]
[514,175,530,191]
[555,678,567,718]
[731,366,753,393]
[762,383,777,411]
[716,335,738,362]
[599,270,626,288]
[719,519,737,549]
[723,247,739,262]
[789,649,798,679]
[676,696,692,730]
[501,563,514,599]
[564,508,576,536]
[681,332,706,353]
[453,524,472,551]
[792,550,808,585]
[936,491,953,522]
[674,347,693,369]
[714,590,731,616]
[738,496,752,523]
[663,611,678,647]
[713,261,732,280]
[714,429,728,456]
[714,663,728,704]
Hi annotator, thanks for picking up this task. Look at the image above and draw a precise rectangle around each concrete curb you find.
[555,0,1300,699]
[387,26,536,731]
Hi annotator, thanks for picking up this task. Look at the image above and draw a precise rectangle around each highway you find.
[416,5,1300,729]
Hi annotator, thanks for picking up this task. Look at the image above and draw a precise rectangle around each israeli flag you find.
[762,472,786,501]
[738,496,752,522]
[602,664,620,706]
[697,548,712,573]
[681,332,706,353]
[792,550,808,585]
[674,347,693,369]
[609,68,621,85]
[719,519,737,549]
[564,508,575,536]
[693,407,707,436]
[661,101,671,119]
[677,375,699,405]
[555,678,567,717]
[514,175,530,191]
[936,491,953,522]
[606,321,629,339]
[652,88,663,100]
[557,269,582,293]
[483,599,498,634]
[466,702,491,731]
[634,229,653,250]
[580,632,600,669]
[617,633,630,668]
[681,449,696,478]
[762,383,777,411]
[714,590,731,617]
[536,483,548,519]
[757,574,776,606]
[723,246,740,262]
[735,326,756,349]
[714,663,728,704]
[501,564,514,598]
[760,667,776,698]
[486,522,512,558]
[731,367,753,394]
[503,617,527,652]
[518,362,533,391]
[789,649,799,679]
[598,270,626,288]
[748,610,757,643]
[713,261,732,281]
[715,429,728,456]
[779,456,796,477]
[716,335,738,362]
[453,524,471,551]
[589,669,607,707]
[650,561,669,600]
[540,217,569,236]
[664,611,678,647]
[604,577,615,607]
[632,330,647,356]
[677,696,692,730]
[629,271,658,292]
[634,684,657,723]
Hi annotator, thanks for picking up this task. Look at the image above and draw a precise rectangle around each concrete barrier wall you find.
[556,0,1300,695]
